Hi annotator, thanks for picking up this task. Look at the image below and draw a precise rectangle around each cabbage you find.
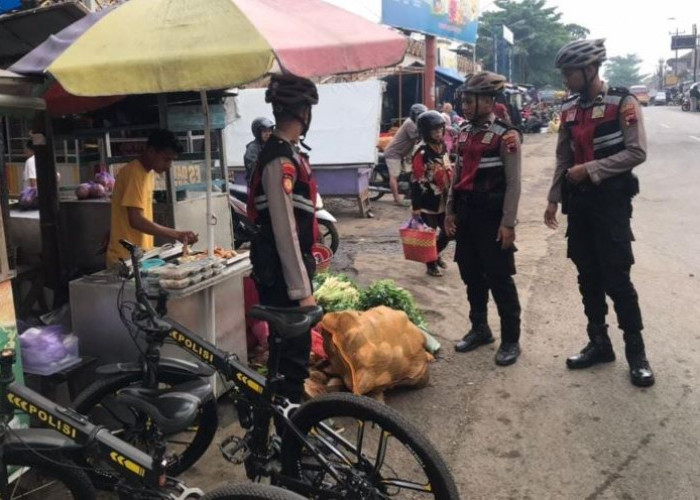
[89,182,107,198]
[94,170,115,191]
[75,183,91,199]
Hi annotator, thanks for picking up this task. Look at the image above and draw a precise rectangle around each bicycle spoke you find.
[380,477,433,493]
[355,419,365,463]
[372,430,390,477]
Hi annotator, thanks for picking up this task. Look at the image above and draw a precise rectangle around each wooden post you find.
[424,35,437,109]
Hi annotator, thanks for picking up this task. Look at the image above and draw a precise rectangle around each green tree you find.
[476,0,589,87]
[603,54,646,88]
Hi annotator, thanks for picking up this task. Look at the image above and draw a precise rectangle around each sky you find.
[322,0,699,76]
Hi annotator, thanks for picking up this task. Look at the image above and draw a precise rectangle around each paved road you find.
[176,106,700,499]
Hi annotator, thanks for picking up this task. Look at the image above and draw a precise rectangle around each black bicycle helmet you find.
[462,71,506,95]
[409,103,428,123]
[251,117,274,140]
[265,74,319,109]
[555,39,606,69]
[416,110,446,140]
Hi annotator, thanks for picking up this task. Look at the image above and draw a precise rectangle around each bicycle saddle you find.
[249,305,324,339]
[115,387,200,435]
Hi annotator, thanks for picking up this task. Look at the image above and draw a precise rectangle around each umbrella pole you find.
[201,90,215,345]
[201,90,214,255]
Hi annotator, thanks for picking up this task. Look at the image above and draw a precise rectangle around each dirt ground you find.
[177,112,700,499]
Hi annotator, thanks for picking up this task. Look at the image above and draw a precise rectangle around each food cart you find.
[224,80,385,217]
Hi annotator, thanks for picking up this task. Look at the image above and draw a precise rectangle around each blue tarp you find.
[0,0,21,15]
[436,66,465,84]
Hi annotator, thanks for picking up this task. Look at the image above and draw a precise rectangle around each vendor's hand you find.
[445,215,457,237]
[412,209,422,219]
[544,202,559,230]
[176,230,199,245]
[299,295,316,307]
[566,164,589,184]
[496,226,515,250]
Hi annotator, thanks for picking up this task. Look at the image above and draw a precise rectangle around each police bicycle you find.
[0,348,312,500]
[73,240,459,499]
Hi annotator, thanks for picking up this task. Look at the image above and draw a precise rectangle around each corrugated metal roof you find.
[0,1,88,67]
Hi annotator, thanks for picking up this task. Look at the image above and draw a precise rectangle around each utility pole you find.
[694,24,698,83]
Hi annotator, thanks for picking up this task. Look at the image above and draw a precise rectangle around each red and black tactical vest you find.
[248,138,318,256]
[561,87,630,164]
[454,118,514,194]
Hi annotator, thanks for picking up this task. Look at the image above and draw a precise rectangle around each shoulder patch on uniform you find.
[621,98,638,126]
[503,131,519,153]
[281,161,296,194]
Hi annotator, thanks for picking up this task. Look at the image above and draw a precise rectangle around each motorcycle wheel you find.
[317,219,339,255]
[369,166,388,201]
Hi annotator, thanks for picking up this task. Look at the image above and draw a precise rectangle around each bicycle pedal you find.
[219,434,251,465]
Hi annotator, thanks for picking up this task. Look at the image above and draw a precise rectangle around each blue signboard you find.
[382,0,479,45]
[0,0,21,14]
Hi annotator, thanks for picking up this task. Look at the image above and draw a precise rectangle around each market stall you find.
[225,80,384,217]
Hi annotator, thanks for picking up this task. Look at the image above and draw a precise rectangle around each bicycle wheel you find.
[203,482,306,500]
[72,371,218,485]
[3,450,95,499]
[281,393,459,499]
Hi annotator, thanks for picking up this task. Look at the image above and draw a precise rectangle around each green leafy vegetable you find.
[357,280,426,328]
[314,275,360,312]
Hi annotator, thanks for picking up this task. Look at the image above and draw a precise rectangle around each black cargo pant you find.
[251,240,313,405]
[566,191,643,334]
[454,197,521,343]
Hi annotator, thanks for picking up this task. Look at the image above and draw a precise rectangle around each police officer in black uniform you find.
[247,74,320,403]
[544,39,654,387]
[446,71,523,366]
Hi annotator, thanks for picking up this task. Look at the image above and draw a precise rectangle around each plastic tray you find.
[23,355,82,376]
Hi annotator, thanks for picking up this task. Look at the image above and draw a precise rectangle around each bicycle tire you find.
[202,482,306,500]
[3,449,95,499]
[281,392,459,499]
[72,371,218,484]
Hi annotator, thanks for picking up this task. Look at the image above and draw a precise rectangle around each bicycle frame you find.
[0,350,166,493]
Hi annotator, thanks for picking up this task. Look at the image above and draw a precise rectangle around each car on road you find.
[630,85,651,106]
[653,91,667,106]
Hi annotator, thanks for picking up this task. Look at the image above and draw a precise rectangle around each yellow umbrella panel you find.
[48,0,275,96]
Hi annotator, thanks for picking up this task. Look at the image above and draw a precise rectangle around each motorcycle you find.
[681,96,691,112]
[368,152,411,202]
[228,182,339,254]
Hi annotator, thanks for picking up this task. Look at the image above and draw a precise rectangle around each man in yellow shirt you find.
[106,129,198,267]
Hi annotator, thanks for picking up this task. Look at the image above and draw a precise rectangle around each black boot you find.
[566,324,616,369]
[455,321,494,353]
[495,342,520,366]
[624,332,655,387]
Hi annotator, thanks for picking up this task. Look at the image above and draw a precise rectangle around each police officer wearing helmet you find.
[244,117,274,182]
[544,39,653,387]
[247,74,320,403]
[411,110,453,276]
[384,103,428,205]
[446,71,524,366]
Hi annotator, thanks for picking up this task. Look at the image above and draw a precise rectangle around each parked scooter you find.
[228,182,339,254]
[369,152,411,202]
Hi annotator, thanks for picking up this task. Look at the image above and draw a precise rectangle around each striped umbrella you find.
[39,0,407,96]
[20,0,406,257]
